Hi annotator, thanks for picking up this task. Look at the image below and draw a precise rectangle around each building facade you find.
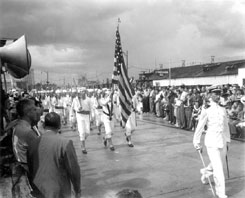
[136,59,245,88]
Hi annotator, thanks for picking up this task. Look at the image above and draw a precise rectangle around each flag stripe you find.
[118,77,132,107]
[118,79,132,107]
[112,28,134,127]
[120,62,134,98]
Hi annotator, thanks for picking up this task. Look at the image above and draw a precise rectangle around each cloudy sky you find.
[1,0,245,85]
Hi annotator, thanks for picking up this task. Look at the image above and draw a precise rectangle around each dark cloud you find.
[0,0,130,46]
[1,0,244,84]
[173,0,245,49]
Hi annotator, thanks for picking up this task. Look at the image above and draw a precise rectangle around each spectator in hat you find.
[193,85,230,198]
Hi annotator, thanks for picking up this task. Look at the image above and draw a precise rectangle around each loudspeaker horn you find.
[0,35,31,79]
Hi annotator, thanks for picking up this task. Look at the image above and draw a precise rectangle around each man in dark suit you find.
[28,112,81,198]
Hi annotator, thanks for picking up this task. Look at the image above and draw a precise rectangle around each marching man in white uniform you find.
[71,89,91,154]
[193,85,230,198]
[63,93,72,125]
[93,90,103,135]
[54,94,65,124]
[101,89,115,151]
[125,93,138,147]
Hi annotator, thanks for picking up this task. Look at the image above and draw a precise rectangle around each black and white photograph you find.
[0,0,245,197]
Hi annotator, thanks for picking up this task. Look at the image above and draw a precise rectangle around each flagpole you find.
[117,18,121,30]
[113,17,121,92]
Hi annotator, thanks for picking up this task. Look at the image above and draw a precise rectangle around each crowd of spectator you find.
[0,83,244,197]
[136,84,245,139]
[1,83,245,139]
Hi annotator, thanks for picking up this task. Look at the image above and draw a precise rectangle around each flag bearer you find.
[125,93,138,147]
[101,89,115,151]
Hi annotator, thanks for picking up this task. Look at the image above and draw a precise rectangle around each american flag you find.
[112,28,135,127]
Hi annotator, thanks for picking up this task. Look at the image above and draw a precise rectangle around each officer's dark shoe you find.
[110,146,115,151]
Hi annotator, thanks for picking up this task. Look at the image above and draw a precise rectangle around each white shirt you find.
[71,96,91,112]
[56,98,63,107]
[149,90,154,97]
[51,96,57,106]
[193,101,230,148]
[42,96,50,109]
[101,96,113,116]
[180,91,188,102]
[63,95,71,108]
[80,97,91,111]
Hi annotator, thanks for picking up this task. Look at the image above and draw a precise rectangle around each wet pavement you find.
[0,113,244,198]
[62,114,245,198]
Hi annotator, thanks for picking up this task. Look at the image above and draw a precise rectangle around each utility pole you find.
[169,60,171,86]
[41,71,49,88]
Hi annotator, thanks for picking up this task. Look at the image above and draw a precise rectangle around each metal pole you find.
[226,146,230,179]
[198,150,216,197]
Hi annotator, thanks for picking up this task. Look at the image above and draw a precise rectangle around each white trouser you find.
[113,104,121,121]
[76,113,90,141]
[90,108,95,123]
[125,112,136,136]
[95,109,103,127]
[206,145,227,197]
[54,108,64,117]
[103,115,114,139]
[64,106,70,119]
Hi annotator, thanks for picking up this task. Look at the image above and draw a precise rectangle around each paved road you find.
[61,114,245,198]
[0,114,244,198]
